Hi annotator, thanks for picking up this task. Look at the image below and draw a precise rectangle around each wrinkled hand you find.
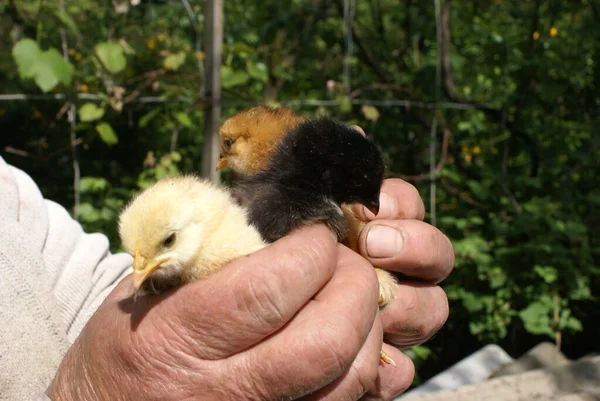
[353,178,455,400]
[48,225,396,401]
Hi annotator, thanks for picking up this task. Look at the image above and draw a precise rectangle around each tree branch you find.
[441,177,486,208]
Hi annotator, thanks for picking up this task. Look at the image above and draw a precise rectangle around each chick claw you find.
[376,268,399,309]
[380,350,396,367]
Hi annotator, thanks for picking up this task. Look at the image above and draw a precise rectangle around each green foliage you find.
[78,103,105,122]
[1,0,599,387]
[95,122,118,145]
[163,51,186,71]
[12,39,73,92]
[94,42,127,74]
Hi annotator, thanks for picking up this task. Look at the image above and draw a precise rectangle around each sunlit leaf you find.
[95,42,127,74]
[248,62,268,83]
[163,51,186,71]
[38,48,73,85]
[174,112,193,128]
[221,65,249,88]
[79,103,105,122]
[95,122,118,145]
[12,39,41,79]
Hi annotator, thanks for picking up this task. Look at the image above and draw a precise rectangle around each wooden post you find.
[201,0,223,183]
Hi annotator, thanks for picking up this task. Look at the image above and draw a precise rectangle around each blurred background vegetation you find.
[1,0,598,386]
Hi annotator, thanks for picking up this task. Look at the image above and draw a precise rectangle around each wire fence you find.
[0,0,466,225]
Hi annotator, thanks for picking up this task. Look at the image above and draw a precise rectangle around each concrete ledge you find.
[400,356,600,401]
[490,342,570,378]
[397,345,514,398]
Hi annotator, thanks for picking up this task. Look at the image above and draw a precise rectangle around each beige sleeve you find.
[5,161,133,342]
[0,156,132,401]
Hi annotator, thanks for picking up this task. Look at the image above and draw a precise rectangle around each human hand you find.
[353,178,455,400]
[47,225,398,401]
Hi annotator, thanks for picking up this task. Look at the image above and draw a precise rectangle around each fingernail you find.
[366,224,404,258]
[362,192,395,219]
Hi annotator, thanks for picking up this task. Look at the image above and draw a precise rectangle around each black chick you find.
[231,117,385,243]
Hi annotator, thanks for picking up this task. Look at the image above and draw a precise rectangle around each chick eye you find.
[163,233,176,248]
[223,138,233,150]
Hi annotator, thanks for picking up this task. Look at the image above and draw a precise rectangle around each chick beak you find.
[132,247,168,290]
[364,198,380,216]
[215,157,229,171]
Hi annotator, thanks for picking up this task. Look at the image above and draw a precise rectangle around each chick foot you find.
[376,268,398,309]
[380,350,396,367]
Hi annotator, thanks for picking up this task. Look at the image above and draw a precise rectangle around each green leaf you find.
[410,345,432,360]
[12,39,41,79]
[80,177,109,193]
[39,48,73,85]
[248,62,268,83]
[533,265,558,284]
[163,51,186,71]
[95,42,127,74]
[32,61,59,93]
[95,122,118,145]
[174,112,192,128]
[519,300,555,337]
[78,103,105,122]
[563,316,583,332]
[221,66,249,88]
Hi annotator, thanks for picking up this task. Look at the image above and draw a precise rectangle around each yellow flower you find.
[472,145,481,155]
[461,145,469,153]
[549,27,558,37]
[464,154,472,163]
[183,44,191,52]
[68,48,76,56]
[74,52,82,61]
[157,33,166,42]
[196,51,205,60]
[80,83,89,93]
[147,37,156,50]
[532,31,540,40]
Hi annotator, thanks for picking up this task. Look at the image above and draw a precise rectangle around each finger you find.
[127,224,339,359]
[301,317,383,401]
[353,179,426,222]
[380,282,449,349]
[362,344,415,400]
[223,245,379,400]
[358,220,455,282]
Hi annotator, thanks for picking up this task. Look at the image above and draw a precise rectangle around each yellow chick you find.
[118,175,266,295]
